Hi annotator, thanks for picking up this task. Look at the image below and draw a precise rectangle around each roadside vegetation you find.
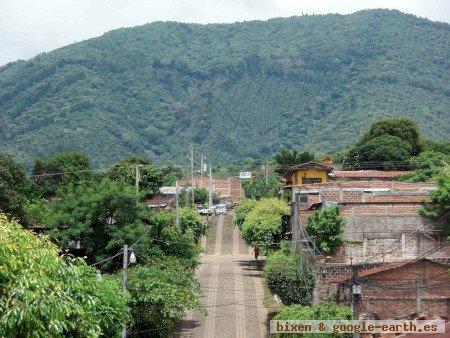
[0,152,207,337]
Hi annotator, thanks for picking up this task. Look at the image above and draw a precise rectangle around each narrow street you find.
[174,212,269,338]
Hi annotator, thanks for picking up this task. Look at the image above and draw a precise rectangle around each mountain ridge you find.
[1,9,449,168]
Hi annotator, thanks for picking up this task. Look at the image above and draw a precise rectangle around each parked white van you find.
[214,204,227,215]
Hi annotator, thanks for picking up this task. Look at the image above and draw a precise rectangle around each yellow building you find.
[283,162,333,186]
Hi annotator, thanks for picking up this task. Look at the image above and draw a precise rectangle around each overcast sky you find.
[1,0,449,66]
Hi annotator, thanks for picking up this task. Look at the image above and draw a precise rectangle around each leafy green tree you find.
[306,206,345,254]
[179,187,209,206]
[0,214,130,337]
[344,135,412,170]
[160,162,184,186]
[32,152,92,197]
[242,175,280,200]
[127,263,204,337]
[0,155,28,223]
[234,198,258,228]
[361,117,424,155]
[273,302,352,337]
[400,150,448,182]
[424,140,450,158]
[263,250,314,305]
[344,118,425,170]
[108,156,163,197]
[241,198,290,248]
[419,171,450,238]
[274,150,316,175]
[49,178,150,264]
[179,207,208,240]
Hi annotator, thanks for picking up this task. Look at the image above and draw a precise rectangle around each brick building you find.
[178,176,244,203]
[331,259,450,319]
[289,180,447,263]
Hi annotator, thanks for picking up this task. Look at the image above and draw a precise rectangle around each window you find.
[298,194,308,203]
[302,177,322,184]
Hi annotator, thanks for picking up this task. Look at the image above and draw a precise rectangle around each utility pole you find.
[351,264,360,338]
[265,158,269,186]
[227,177,231,200]
[175,181,180,226]
[291,191,300,251]
[135,164,140,196]
[190,145,195,206]
[122,244,129,338]
[200,151,204,184]
[208,163,213,207]
[416,273,422,313]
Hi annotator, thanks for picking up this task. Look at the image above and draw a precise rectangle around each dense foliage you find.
[240,198,290,248]
[1,10,449,167]
[0,214,130,337]
[242,175,280,200]
[0,155,28,223]
[234,198,257,228]
[344,118,424,169]
[107,156,163,197]
[32,152,92,197]
[306,206,345,254]
[263,250,314,305]
[419,172,450,238]
[274,150,316,175]
[400,150,449,182]
[127,263,203,337]
[273,302,352,337]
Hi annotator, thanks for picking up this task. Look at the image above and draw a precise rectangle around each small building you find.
[331,259,450,320]
[283,161,333,186]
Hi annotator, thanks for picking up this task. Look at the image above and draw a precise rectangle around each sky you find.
[1,0,449,66]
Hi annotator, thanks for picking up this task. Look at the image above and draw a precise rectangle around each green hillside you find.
[0,9,449,168]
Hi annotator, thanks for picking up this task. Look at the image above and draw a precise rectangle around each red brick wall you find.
[356,261,450,319]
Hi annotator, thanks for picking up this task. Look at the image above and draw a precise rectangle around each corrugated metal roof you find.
[332,170,412,179]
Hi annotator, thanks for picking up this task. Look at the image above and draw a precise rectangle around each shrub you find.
[306,206,345,254]
[263,250,314,305]
[179,207,208,239]
[273,302,352,337]
[127,264,204,337]
[234,198,258,228]
[0,214,130,337]
[241,198,290,248]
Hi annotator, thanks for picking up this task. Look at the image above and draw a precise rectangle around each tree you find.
[49,178,150,264]
[274,150,316,175]
[419,171,450,238]
[179,207,208,240]
[0,155,28,223]
[160,162,184,186]
[242,175,280,200]
[344,135,412,170]
[263,250,314,305]
[344,118,424,170]
[127,263,204,337]
[241,198,290,248]
[273,302,352,337]
[400,150,448,182]
[32,152,92,197]
[306,205,345,254]
[108,156,163,197]
[0,214,130,337]
[234,198,258,228]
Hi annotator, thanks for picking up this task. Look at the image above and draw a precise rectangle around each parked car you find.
[198,207,213,215]
[214,204,227,215]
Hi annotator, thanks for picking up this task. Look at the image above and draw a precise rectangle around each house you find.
[283,161,333,185]
[331,259,450,320]
[145,186,182,209]
[177,176,244,203]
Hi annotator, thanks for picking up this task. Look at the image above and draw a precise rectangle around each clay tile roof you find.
[332,170,413,179]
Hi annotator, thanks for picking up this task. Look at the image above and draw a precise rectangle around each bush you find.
[263,250,314,305]
[234,198,258,228]
[273,302,352,337]
[179,207,208,240]
[127,264,204,337]
[241,198,290,248]
[0,214,130,337]
[306,206,345,254]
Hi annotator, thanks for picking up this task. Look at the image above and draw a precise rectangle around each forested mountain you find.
[1,9,449,168]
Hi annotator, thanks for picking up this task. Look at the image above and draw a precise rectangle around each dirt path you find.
[174,212,269,338]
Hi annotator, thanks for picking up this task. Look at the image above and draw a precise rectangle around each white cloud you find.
[0,0,448,65]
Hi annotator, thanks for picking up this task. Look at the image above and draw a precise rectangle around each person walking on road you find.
[253,246,260,260]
